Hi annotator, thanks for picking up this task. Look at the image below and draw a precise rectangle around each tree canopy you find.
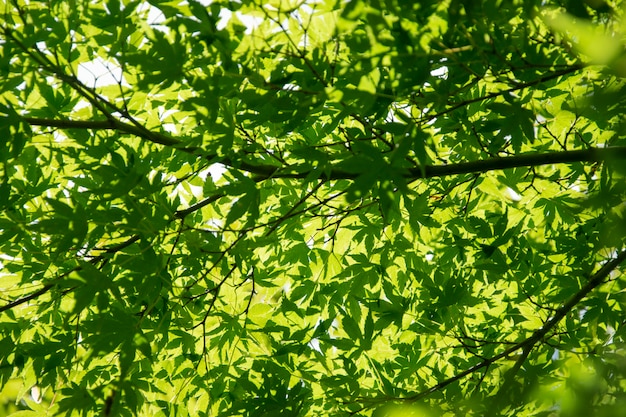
[1,0,626,416]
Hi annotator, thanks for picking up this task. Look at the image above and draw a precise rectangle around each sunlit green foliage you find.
[1,0,626,416]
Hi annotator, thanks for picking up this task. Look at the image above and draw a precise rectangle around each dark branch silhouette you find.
[23,116,626,181]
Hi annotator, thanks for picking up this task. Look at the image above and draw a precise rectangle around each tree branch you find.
[21,117,626,181]
[0,283,55,313]
[423,65,584,124]
[405,146,626,180]
[353,249,626,407]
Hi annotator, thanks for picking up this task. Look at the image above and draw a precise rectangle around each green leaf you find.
[341,314,362,341]
[7,411,43,417]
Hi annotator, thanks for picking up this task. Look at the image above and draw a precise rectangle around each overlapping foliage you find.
[1,0,626,416]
